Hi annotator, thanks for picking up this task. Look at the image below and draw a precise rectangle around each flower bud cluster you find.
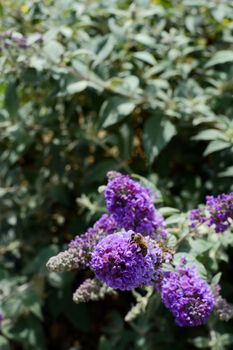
[158,263,214,327]
[190,192,233,233]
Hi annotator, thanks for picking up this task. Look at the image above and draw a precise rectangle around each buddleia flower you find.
[158,263,214,327]
[73,278,116,303]
[105,173,168,238]
[47,214,117,272]
[190,192,233,233]
[91,230,165,291]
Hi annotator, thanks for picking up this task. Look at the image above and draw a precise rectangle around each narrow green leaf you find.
[134,34,155,48]
[206,50,233,67]
[143,115,176,164]
[0,336,10,350]
[67,81,88,94]
[211,272,222,285]
[193,129,225,141]
[133,51,156,65]
[192,336,209,348]
[99,97,135,128]
[93,35,115,67]
[158,207,180,217]
[218,166,233,177]
[204,140,231,156]
[4,81,19,119]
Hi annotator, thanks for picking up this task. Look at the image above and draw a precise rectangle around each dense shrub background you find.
[0,0,233,349]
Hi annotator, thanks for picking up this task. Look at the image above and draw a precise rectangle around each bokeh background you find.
[0,0,233,349]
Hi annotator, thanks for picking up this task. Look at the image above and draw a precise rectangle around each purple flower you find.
[158,264,214,327]
[47,214,118,272]
[73,278,116,303]
[190,192,233,233]
[105,173,168,238]
[69,213,117,249]
[67,213,118,268]
[190,208,206,229]
[213,284,233,321]
[91,230,164,291]
[206,193,233,233]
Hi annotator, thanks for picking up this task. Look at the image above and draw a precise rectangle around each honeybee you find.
[130,233,148,257]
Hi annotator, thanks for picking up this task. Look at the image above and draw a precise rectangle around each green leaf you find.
[218,166,233,177]
[189,238,212,256]
[133,51,156,65]
[93,35,115,67]
[44,40,65,63]
[204,140,231,156]
[166,214,182,225]
[21,286,42,320]
[85,159,119,183]
[143,115,176,164]
[43,40,64,63]
[206,50,233,67]
[211,272,222,285]
[2,315,46,349]
[192,336,209,348]
[193,129,225,141]
[67,81,89,94]
[99,97,135,128]
[158,207,180,216]
[134,34,155,48]
[72,60,104,85]
[4,81,19,119]
[0,336,10,350]
[24,245,59,274]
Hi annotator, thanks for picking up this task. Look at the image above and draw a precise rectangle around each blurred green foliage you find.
[0,0,233,349]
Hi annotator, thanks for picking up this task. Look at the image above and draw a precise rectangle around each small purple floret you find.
[105,174,168,238]
[158,264,214,327]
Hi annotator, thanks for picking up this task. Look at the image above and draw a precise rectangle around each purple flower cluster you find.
[68,214,117,268]
[46,214,117,272]
[213,284,233,322]
[190,209,206,228]
[0,31,42,49]
[91,231,163,290]
[105,174,168,238]
[158,264,214,327]
[69,213,117,250]
[190,192,233,233]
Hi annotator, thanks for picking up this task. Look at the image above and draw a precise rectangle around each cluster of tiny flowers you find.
[213,284,233,322]
[73,278,116,303]
[91,231,164,290]
[105,173,168,238]
[158,263,214,327]
[190,192,233,233]
[206,193,233,233]
[47,214,117,271]
[0,31,42,49]
[69,214,117,255]
[190,209,206,228]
